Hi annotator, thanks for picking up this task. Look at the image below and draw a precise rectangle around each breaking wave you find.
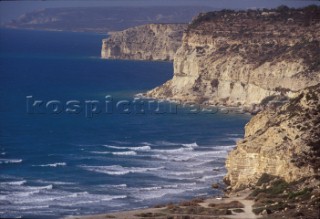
[80,165,164,176]
[103,145,151,151]
[33,162,66,167]
[0,159,22,164]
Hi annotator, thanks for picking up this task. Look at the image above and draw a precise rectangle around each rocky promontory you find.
[225,85,320,189]
[224,85,320,218]
[101,24,187,61]
[146,7,320,112]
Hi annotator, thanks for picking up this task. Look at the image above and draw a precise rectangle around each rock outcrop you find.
[225,85,320,189]
[146,8,320,112]
[101,24,187,61]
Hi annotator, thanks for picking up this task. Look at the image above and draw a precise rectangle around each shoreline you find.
[65,189,259,219]
[134,93,255,116]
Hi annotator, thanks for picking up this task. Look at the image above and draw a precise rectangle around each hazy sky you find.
[1,0,319,23]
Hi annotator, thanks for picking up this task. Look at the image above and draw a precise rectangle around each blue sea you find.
[0,29,251,218]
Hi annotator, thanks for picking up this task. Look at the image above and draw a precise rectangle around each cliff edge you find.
[101,24,187,61]
[225,84,320,190]
[146,8,320,112]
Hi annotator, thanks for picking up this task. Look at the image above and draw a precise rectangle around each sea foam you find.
[33,162,66,167]
[0,159,22,164]
[80,165,164,176]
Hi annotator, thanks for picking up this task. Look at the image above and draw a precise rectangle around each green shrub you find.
[256,173,276,186]
[252,207,265,215]
[269,179,288,195]
[233,208,245,213]
[250,178,288,198]
[288,188,312,200]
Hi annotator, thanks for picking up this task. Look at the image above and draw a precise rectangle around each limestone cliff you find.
[101,24,186,61]
[225,85,320,189]
[146,8,320,112]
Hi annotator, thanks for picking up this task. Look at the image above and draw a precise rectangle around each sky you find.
[1,0,320,23]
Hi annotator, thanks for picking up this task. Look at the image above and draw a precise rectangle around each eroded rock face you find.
[146,9,320,110]
[101,24,187,61]
[225,85,320,189]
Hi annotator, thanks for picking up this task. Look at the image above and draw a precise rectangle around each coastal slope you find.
[101,24,186,61]
[225,85,320,189]
[146,8,320,112]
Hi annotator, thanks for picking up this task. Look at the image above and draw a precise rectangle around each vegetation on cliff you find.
[249,173,319,218]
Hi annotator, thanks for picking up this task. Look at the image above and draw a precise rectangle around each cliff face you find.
[146,8,320,111]
[225,85,320,189]
[101,24,187,61]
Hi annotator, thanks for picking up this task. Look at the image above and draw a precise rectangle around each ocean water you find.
[0,29,251,218]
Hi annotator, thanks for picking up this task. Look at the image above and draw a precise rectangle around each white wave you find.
[33,162,66,167]
[29,184,53,190]
[112,151,137,156]
[139,186,162,191]
[197,173,226,182]
[56,194,127,206]
[228,137,242,142]
[1,184,53,199]
[182,142,198,148]
[111,184,127,188]
[1,180,26,186]
[168,170,206,176]
[67,191,89,198]
[35,180,75,185]
[130,146,151,151]
[162,184,179,189]
[226,133,242,136]
[91,151,110,154]
[150,147,228,163]
[103,145,151,151]
[159,182,197,189]
[13,194,62,204]
[101,195,127,201]
[153,147,193,154]
[0,159,22,164]
[155,141,180,146]
[19,205,49,210]
[149,154,195,162]
[80,165,164,176]
[188,160,216,167]
[134,93,144,98]
[213,145,235,150]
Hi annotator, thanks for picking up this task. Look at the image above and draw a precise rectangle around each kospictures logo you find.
[26,95,250,118]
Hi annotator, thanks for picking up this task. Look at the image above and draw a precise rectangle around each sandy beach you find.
[66,189,260,219]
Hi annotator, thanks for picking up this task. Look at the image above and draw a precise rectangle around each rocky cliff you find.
[101,24,187,61]
[225,84,320,190]
[146,7,320,112]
